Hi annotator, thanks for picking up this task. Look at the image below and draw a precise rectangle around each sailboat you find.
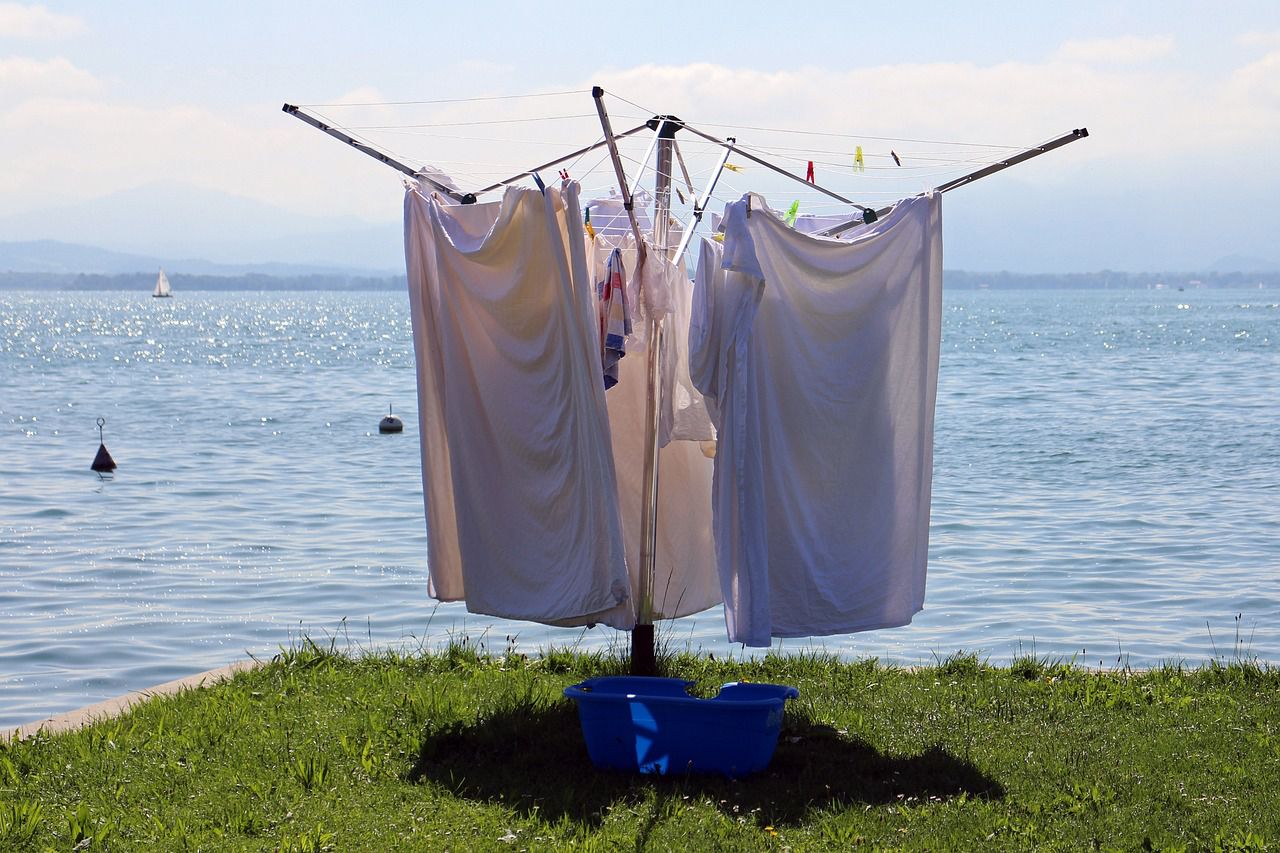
[152,268,172,298]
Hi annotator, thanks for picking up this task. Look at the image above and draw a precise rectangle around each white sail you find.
[152,268,172,298]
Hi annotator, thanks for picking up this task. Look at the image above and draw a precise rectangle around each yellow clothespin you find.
[724,163,744,173]
[584,207,595,239]
[853,146,865,173]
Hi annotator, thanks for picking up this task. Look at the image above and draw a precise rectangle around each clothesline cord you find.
[735,143,1007,177]
[299,100,1028,227]
[663,132,1000,167]
[303,107,435,180]
[304,89,1039,166]
[566,141,613,183]
[344,113,603,130]
[601,89,1032,152]
[352,130,639,149]
[359,129,1010,183]
[696,120,1032,151]
[297,89,588,108]
[328,114,1015,184]
[733,139,1026,162]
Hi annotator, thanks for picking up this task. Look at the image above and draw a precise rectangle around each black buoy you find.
[91,417,117,473]
[379,404,404,434]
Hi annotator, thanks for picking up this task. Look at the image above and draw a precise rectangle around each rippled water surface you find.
[2,288,1277,728]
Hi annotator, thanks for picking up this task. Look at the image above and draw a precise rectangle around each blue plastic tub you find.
[564,675,799,776]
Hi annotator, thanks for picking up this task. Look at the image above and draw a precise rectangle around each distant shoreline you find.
[2,270,1277,291]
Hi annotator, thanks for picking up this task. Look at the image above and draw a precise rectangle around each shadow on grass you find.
[407,699,1003,827]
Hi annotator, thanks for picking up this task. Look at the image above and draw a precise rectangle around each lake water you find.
[1,287,1277,729]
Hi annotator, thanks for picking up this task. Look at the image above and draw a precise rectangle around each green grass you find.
[2,640,1278,851]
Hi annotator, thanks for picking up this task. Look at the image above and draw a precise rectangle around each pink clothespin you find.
[806,160,815,183]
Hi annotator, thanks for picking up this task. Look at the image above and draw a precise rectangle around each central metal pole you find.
[630,114,682,677]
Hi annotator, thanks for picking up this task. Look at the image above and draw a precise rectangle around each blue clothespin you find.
[532,172,546,192]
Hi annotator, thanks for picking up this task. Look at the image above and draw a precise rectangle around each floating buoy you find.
[379,405,404,434]
[91,417,117,472]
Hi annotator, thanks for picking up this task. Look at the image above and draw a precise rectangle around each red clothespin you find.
[559,169,570,181]
[806,160,815,183]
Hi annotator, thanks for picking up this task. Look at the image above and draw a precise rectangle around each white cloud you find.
[306,86,387,107]
[581,53,1279,196]
[1225,49,1280,117]
[1054,35,1176,65]
[1237,31,1280,50]
[0,92,408,219]
[3,46,1279,230]
[592,61,1150,157]
[0,55,99,101]
[456,59,515,76]
[0,3,85,39]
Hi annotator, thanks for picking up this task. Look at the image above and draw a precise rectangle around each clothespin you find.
[559,169,570,181]
[805,161,815,183]
[724,163,743,173]
[584,207,595,239]
[891,150,902,167]
[746,195,752,218]
[676,187,686,205]
[853,146,865,173]
[785,201,800,227]
[532,172,546,191]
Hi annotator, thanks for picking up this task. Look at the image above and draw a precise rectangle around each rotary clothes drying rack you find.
[283,86,1088,674]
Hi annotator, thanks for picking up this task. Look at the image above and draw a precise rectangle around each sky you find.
[2,1,1279,272]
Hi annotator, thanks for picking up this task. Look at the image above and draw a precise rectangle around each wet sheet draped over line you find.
[403,181,633,628]
[691,193,944,646]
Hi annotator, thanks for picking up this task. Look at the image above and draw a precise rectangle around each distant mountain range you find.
[2,180,1278,280]
[0,181,403,275]
[0,239,395,277]
[1205,254,1280,274]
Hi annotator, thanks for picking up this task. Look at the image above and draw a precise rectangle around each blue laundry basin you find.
[564,675,799,776]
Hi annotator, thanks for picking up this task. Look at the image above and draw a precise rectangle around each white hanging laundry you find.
[403,181,633,628]
[793,211,871,237]
[596,247,631,390]
[584,189,653,238]
[638,247,716,445]
[412,166,464,202]
[690,192,943,647]
[583,224,715,445]
[712,208,870,240]
[586,230,721,620]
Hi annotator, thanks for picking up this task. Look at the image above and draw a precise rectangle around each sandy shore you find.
[6,660,257,742]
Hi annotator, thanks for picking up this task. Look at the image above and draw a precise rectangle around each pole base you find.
[630,623,656,676]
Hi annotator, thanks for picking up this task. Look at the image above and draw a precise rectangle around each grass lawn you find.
[2,641,1278,851]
